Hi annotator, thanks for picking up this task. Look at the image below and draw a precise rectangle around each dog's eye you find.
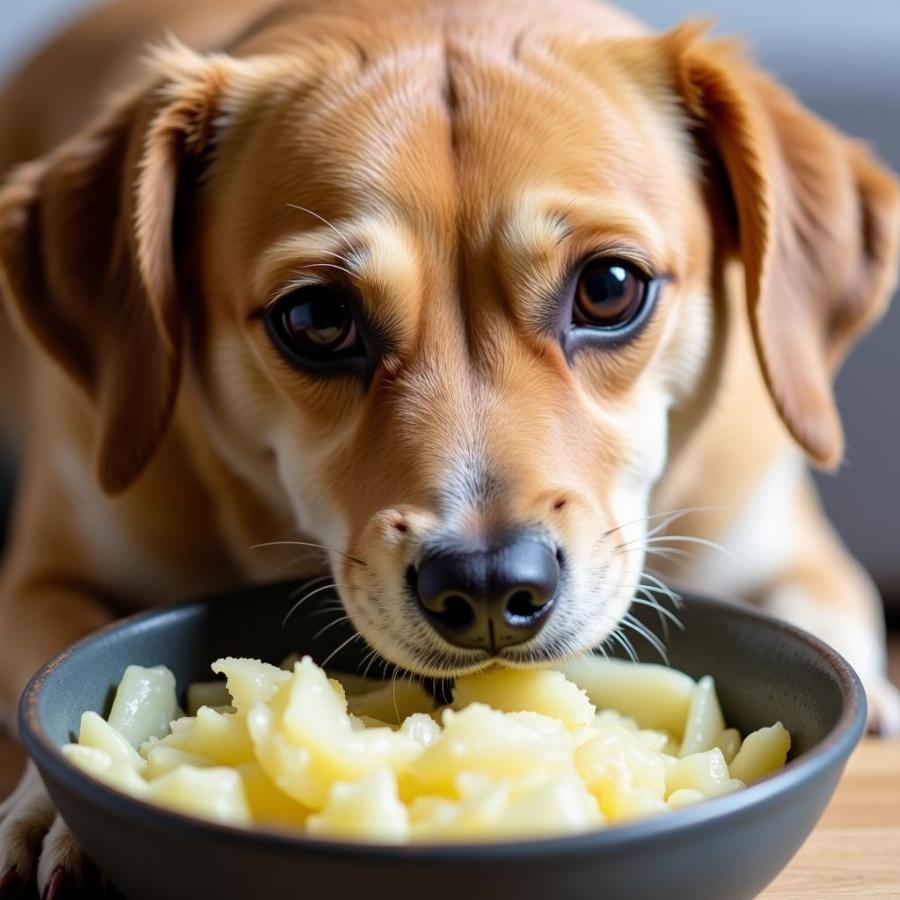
[265,285,363,369]
[572,258,649,329]
[280,289,355,353]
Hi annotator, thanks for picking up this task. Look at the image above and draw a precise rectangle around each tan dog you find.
[0,0,898,892]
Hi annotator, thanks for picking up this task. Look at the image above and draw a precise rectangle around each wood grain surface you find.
[760,738,900,898]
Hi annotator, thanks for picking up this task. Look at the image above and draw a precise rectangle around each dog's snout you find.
[413,534,560,652]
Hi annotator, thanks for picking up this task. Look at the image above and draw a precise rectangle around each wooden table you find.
[1,738,898,897]
[760,739,900,898]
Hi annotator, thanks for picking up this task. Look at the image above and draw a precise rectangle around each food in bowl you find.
[61,655,791,842]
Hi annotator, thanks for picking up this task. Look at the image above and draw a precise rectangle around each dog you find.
[0,0,898,893]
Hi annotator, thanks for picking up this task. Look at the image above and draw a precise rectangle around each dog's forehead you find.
[360,43,675,226]
[223,26,691,279]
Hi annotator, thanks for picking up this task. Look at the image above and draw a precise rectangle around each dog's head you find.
[1,1,897,674]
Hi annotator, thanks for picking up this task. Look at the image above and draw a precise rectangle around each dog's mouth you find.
[362,636,570,681]
[288,573,640,681]
[289,535,651,679]
[338,590,631,682]
[276,522,661,678]
[355,617,626,682]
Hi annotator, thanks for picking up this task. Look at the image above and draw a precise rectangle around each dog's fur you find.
[0,0,898,889]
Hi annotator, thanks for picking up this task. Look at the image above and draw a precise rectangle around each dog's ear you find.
[0,43,245,493]
[663,25,900,468]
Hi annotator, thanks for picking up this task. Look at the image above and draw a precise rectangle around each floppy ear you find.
[0,43,241,493]
[664,26,900,468]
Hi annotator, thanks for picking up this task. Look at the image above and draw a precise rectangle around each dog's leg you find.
[757,473,900,735]
[656,449,900,734]
[0,575,114,897]
[0,768,95,900]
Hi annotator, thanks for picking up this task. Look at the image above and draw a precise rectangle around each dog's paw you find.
[36,816,87,899]
[0,762,87,898]
[0,760,55,894]
[867,678,900,737]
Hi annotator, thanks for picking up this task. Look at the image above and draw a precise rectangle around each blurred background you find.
[0,0,898,615]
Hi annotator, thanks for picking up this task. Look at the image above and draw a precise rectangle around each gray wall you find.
[1,1,899,599]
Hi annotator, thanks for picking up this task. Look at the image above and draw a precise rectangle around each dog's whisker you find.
[641,507,722,541]
[607,628,639,663]
[283,580,340,607]
[391,666,401,725]
[632,592,670,640]
[614,577,683,611]
[636,572,683,607]
[373,654,394,680]
[304,602,351,622]
[642,574,746,609]
[286,204,354,247]
[320,630,366,670]
[613,632,639,664]
[633,585,684,628]
[614,539,677,555]
[601,506,721,543]
[631,592,684,629]
[251,541,367,567]
[266,552,329,578]
[287,574,335,599]
[355,648,377,677]
[312,614,353,644]
[642,546,691,561]
[319,248,357,268]
[600,513,655,542]
[614,545,692,567]
[305,595,346,606]
[295,262,359,281]
[615,580,679,598]
[617,533,734,560]
[282,582,347,628]
[360,647,385,681]
[642,535,732,557]
[622,613,669,663]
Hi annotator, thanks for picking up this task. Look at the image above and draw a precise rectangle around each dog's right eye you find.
[264,285,366,373]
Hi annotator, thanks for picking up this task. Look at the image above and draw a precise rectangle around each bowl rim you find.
[19,587,867,861]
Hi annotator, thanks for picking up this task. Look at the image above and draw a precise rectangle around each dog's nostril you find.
[436,594,475,630]
[442,592,466,608]
[506,588,541,618]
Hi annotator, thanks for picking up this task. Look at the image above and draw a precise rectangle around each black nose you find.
[414,533,560,653]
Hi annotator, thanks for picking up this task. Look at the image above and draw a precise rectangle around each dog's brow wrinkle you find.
[441,35,461,125]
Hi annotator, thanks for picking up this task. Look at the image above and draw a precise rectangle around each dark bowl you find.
[19,582,865,900]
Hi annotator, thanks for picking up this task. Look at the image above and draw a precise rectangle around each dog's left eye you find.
[264,285,365,372]
[572,258,651,329]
